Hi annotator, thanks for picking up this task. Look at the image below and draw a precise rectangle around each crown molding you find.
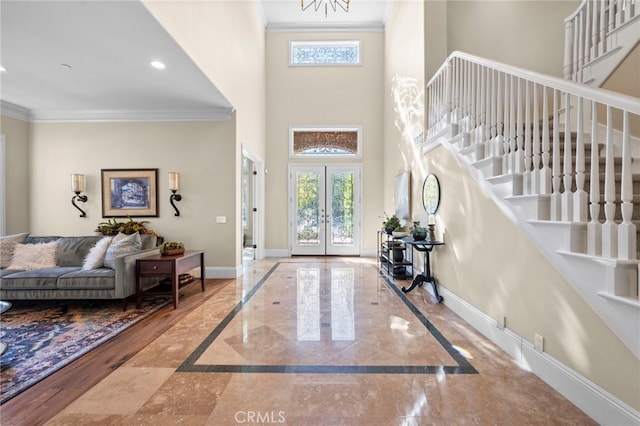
[266,21,384,33]
[3,106,233,123]
[0,100,32,121]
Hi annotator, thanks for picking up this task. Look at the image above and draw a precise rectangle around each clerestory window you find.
[289,40,361,66]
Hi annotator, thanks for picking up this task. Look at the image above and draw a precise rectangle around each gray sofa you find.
[0,235,159,301]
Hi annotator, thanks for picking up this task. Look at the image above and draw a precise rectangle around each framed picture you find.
[394,171,411,220]
[101,169,158,217]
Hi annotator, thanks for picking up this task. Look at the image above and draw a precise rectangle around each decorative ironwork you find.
[290,41,360,66]
[293,130,358,155]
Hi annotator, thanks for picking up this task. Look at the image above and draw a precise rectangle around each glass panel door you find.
[291,166,326,255]
[290,165,360,256]
[326,166,359,255]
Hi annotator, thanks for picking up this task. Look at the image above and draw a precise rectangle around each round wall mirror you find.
[422,174,441,214]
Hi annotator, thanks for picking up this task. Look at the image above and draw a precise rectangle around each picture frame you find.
[394,171,411,220]
[101,168,158,217]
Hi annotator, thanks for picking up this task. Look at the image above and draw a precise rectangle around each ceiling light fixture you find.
[301,0,350,18]
[150,60,166,70]
[0,65,6,72]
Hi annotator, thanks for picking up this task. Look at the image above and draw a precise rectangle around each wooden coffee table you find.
[135,250,205,309]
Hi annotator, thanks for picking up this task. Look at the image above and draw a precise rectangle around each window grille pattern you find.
[293,131,358,155]
[290,41,360,66]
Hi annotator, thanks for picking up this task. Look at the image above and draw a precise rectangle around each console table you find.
[401,238,444,303]
[136,250,205,309]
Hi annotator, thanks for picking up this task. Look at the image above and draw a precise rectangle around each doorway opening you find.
[289,164,361,256]
[242,153,259,263]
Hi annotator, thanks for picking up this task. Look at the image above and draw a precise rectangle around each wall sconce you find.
[169,172,182,216]
[71,173,88,217]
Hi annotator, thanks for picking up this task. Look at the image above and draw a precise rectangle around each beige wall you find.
[27,119,238,271]
[423,144,639,410]
[444,0,580,78]
[142,0,266,163]
[0,115,30,234]
[425,0,448,83]
[265,31,385,253]
[385,0,426,227]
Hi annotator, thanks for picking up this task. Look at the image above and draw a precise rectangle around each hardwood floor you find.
[0,279,233,426]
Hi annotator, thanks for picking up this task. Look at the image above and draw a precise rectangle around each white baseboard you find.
[437,286,640,425]
[361,249,377,257]
[264,249,290,258]
[205,265,242,279]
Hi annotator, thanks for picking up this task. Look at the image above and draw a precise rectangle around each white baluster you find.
[551,89,562,220]
[532,83,541,194]
[516,78,524,175]
[564,15,575,80]
[618,111,636,260]
[541,87,553,195]
[602,106,618,257]
[562,92,574,222]
[445,62,453,127]
[587,101,601,255]
[503,74,511,175]
[591,0,600,58]
[496,72,504,163]
[573,97,588,222]
[600,0,608,54]
[524,81,532,194]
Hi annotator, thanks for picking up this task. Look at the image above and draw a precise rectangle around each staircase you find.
[425,50,640,359]
[563,0,639,85]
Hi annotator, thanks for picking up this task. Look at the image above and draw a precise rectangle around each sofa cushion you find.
[82,236,113,270]
[104,232,141,269]
[8,242,58,271]
[0,266,79,290]
[56,236,104,267]
[140,234,157,250]
[0,232,29,268]
[24,236,61,244]
[57,268,115,290]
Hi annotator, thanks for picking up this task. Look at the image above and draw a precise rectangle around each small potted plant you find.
[392,225,408,238]
[160,241,185,256]
[382,213,401,235]
[411,221,427,241]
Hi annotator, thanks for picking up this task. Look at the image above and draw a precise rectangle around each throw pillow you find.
[0,232,29,268]
[7,242,58,271]
[81,236,113,270]
[103,232,142,269]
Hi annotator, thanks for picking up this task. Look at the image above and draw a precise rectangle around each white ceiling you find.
[0,0,392,122]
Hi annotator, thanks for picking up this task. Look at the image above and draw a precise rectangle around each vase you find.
[413,230,427,241]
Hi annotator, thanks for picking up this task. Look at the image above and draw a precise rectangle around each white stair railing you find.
[426,50,640,271]
[564,0,639,83]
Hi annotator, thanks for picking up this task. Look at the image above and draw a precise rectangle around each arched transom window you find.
[290,127,361,157]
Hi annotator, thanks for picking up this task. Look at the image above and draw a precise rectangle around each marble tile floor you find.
[47,257,595,425]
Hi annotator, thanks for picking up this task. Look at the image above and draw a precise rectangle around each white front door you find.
[289,165,361,256]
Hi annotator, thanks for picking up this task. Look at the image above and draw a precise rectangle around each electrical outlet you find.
[216,216,226,224]
[496,314,505,330]
[534,333,544,352]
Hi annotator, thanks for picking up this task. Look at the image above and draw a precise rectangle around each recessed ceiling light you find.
[0,65,6,72]
[150,60,166,70]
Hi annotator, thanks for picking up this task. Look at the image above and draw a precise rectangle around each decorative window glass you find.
[290,41,361,66]
[290,128,361,157]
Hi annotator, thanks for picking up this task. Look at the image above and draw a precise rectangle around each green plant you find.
[160,241,184,254]
[394,225,406,232]
[382,213,401,234]
[96,217,156,236]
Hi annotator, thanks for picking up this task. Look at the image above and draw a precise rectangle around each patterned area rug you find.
[0,297,170,403]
